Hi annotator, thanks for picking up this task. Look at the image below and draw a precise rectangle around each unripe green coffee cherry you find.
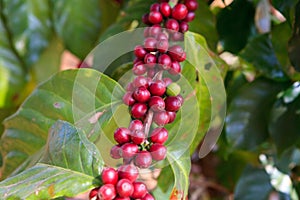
[166,82,181,96]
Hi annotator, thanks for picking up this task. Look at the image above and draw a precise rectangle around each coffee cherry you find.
[185,0,198,11]
[167,111,176,124]
[179,21,189,33]
[168,45,185,62]
[165,96,182,112]
[123,92,135,106]
[169,61,181,75]
[144,37,157,52]
[98,184,116,200]
[183,11,195,22]
[160,2,171,17]
[133,86,151,103]
[148,11,163,24]
[134,151,152,168]
[148,96,165,112]
[131,103,148,119]
[114,128,131,144]
[156,39,169,53]
[133,76,149,88]
[158,54,172,70]
[149,80,166,96]
[172,3,188,20]
[121,143,139,159]
[131,130,145,145]
[153,111,170,126]
[177,51,186,62]
[144,53,157,66]
[141,193,155,200]
[102,167,118,185]
[110,145,122,159]
[114,197,130,200]
[134,45,148,59]
[132,62,147,75]
[116,179,134,197]
[126,83,134,92]
[166,82,181,96]
[156,32,168,41]
[129,119,144,131]
[150,3,160,11]
[171,32,184,41]
[177,94,184,104]
[131,182,148,199]
[147,68,157,78]
[118,164,139,182]
[89,187,99,200]
[163,77,173,86]
[150,143,167,161]
[148,25,161,38]
[165,18,179,32]
[142,13,151,25]
[150,127,168,144]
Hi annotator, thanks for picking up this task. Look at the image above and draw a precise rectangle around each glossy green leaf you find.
[0,120,102,199]
[234,165,273,200]
[0,3,27,108]
[2,0,53,66]
[0,69,124,179]
[239,34,288,81]
[52,0,101,59]
[226,78,287,150]
[32,37,64,84]
[269,85,300,154]
[216,0,256,53]
[189,0,218,50]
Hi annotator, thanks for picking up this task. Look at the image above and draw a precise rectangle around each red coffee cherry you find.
[98,184,116,200]
[123,92,135,106]
[133,76,149,88]
[101,167,119,185]
[156,39,169,53]
[165,96,182,112]
[144,37,157,52]
[158,54,172,70]
[114,127,131,144]
[150,143,167,161]
[179,21,189,33]
[144,53,157,65]
[89,187,99,200]
[118,164,139,182]
[156,32,168,41]
[150,3,160,12]
[132,62,147,76]
[149,80,166,96]
[150,127,168,144]
[134,45,148,59]
[148,25,161,38]
[167,111,176,124]
[153,111,170,126]
[163,77,173,86]
[141,193,155,200]
[160,2,171,17]
[183,11,195,22]
[165,18,179,32]
[131,130,146,145]
[129,119,144,131]
[116,179,134,197]
[169,61,181,75]
[142,13,151,25]
[110,145,122,159]
[184,0,198,11]
[172,3,188,20]
[121,143,139,159]
[134,151,153,168]
[148,96,165,112]
[131,103,148,119]
[148,11,163,24]
[131,182,148,199]
[168,45,185,62]
[133,86,151,103]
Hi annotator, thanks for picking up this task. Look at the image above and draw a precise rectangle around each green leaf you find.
[98,0,156,42]
[240,34,288,81]
[0,69,124,179]
[2,0,53,66]
[216,0,256,53]
[0,121,102,199]
[226,78,287,150]
[0,3,27,108]
[234,165,273,200]
[189,0,218,50]
[269,85,300,154]
[32,37,64,84]
[52,0,101,59]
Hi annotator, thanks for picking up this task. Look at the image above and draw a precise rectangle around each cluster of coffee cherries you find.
[89,0,198,199]
[89,165,154,200]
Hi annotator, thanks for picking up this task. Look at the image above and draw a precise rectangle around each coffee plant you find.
[0,0,300,199]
